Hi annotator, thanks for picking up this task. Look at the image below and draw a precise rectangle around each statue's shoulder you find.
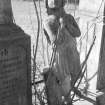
[43,15,59,35]
[43,15,58,27]
[64,13,75,23]
[63,13,74,21]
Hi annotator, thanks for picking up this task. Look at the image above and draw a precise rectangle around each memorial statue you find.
[43,0,81,104]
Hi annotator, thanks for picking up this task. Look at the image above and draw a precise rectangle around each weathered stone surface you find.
[97,6,105,91]
[0,24,32,105]
[96,5,105,105]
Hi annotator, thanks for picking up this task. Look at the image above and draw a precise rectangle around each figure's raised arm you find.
[72,16,81,37]
[64,14,81,37]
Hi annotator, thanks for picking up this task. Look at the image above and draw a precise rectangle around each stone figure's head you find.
[45,0,65,16]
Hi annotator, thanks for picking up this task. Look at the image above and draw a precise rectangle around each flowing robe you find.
[43,13,81,105]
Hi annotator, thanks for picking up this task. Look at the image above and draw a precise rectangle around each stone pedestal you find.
[0,24,32,105]
[96,90,105,105]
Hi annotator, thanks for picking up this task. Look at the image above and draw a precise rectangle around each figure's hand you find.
[59,17,73,34]
[59,17,65,28]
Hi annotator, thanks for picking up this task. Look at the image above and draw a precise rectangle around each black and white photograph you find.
[0,0,104,105]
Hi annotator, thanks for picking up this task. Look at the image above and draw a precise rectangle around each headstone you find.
[0,24,32,105]
[0,0,32,105]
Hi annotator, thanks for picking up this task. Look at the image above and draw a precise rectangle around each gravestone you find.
[0,0,32,105]
[0,24,32,105]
